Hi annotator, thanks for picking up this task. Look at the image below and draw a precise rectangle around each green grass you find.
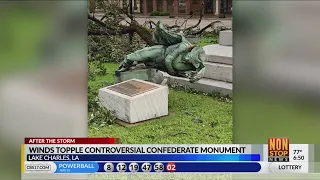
[195,36,219,47]
[88,63,118,90]
[88,63,232,144]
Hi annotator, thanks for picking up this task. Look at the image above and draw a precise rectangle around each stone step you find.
[203,44,233,65]
[219,30,232,46]
[204,62,233,82]
[162,72,232,97]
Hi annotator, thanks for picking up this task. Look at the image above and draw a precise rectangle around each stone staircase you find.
[163,30,233,97]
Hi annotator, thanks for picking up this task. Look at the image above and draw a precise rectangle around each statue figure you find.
[117,21,206,83]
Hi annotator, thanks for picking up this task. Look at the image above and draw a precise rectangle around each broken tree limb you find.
[88,24,154,46]
[143,20,157,29]
[88,14,125,30]
[167,25,180,29]
[191,21,222,35]
[88,28,136,36]
[130,22,154,46]
[184,3,204,32]
[167,7,200,30]
[88,14,106,27]
[184,13,203,31]
[100,15,107,21]
[180,13,194,29]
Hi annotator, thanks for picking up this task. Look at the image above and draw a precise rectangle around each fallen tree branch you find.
[167,25,180,29]
[88,23,154,46]
[191,21,222,35]
[88,14,131,31]
[144,20,157,29]
[130,22,154,46]
[184,14,203,31]
[100,15,107,21]
[88,14,106,27]
[180,13,194,28]
[174,18,179,25]
[122,2,135,22]
[168,8,200,30]
[184,3,204,32]
[88,28,136,36]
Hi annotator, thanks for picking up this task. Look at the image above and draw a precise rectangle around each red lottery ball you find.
[166,162,176,173]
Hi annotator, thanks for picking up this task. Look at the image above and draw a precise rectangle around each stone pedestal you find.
[99,79,168,124]
[219,30,233,46]
[115,68,165,85]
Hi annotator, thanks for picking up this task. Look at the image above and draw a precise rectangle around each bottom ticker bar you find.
[24,162,261,173]
[23,162,310,174]
[97,162,261,173]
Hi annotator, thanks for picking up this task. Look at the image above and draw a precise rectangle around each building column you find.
[143,0,147,15]
[215,0,220,16]
[163,0,168,12]
[186,0,191,15]
[213,0,216,14]
[174,0,179,16]
[153,0,157,11]
[133,0,140,13]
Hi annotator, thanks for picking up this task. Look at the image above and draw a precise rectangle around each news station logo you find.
[268,138,289,162]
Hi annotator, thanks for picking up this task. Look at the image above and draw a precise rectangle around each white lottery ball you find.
[129,162,139,172]
[116,162,127,172]
[141,162,152,172]
[104,162,114,172]
[154,162,164,172]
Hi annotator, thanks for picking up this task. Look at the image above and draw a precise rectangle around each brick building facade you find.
[137,0,232,16]
[93,0,232,17]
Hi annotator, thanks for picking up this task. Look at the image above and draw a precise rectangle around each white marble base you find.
[219,30,233,46]
[204,62,233,82]
[203,44,233,65]
[99,79,169,124]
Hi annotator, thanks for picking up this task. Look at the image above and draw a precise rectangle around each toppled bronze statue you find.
[117,21,206,83]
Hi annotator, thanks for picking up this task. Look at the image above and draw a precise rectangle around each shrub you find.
[150,11,160,16]
[159,11,170,16]
[150,11,169,16]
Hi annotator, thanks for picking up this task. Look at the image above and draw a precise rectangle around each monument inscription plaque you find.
[107,80,158,97]
[99,79,168,124]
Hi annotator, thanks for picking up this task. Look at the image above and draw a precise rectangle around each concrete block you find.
[219,30,233,46]
[115,68,165,85]
[204,62,233,82]
[99,79,168,123]
[162,72,232,97]
[203,44,232,65]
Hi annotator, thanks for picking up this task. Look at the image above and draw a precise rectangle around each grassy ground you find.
[196,35,219,47]
[88,62,232,144]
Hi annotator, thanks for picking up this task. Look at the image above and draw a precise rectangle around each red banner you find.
[24,138,118,144]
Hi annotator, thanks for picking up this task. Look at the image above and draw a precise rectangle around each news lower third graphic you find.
[21,137,311,174]
[26,154,260,162]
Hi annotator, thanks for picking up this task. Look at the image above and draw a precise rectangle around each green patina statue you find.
[117,21,206,83]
